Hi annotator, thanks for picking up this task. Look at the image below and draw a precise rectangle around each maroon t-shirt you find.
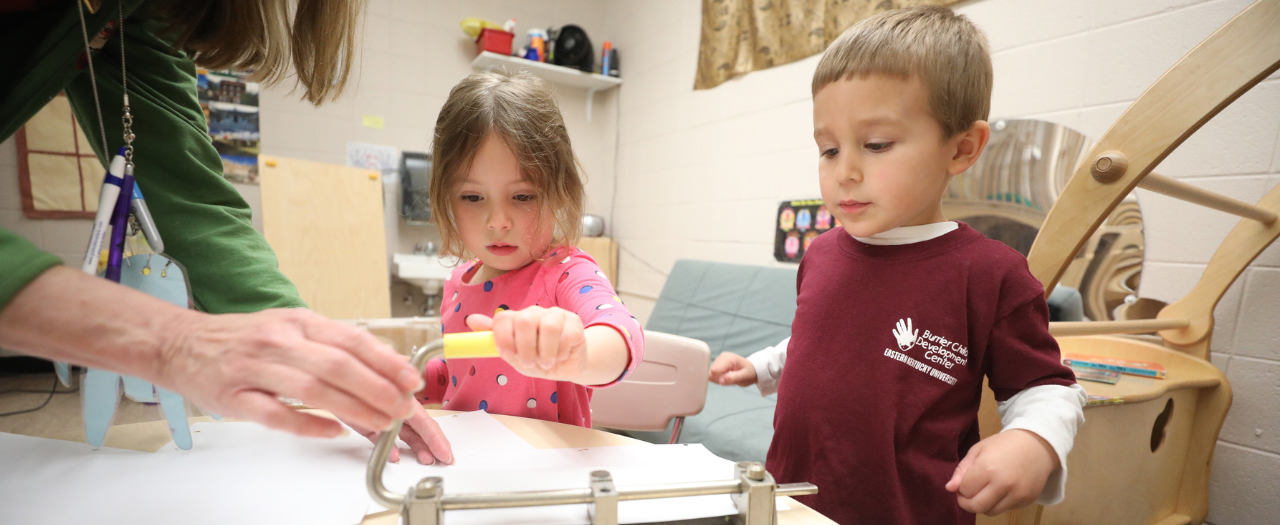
[766,223,1076,525]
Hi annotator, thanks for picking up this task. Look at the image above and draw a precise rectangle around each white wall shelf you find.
[471,51,621,121]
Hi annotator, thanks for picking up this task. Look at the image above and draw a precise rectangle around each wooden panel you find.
[577,236,618,285]
[1039,336,1229,525]
[1041,389,1200,524]
[260,155,391,319]
[981,336,1228,525]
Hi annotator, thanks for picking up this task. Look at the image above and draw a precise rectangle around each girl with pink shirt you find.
[373,70,643,465]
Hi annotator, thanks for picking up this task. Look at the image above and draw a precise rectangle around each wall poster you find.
[773,199,838,263]
[198,69,261,184]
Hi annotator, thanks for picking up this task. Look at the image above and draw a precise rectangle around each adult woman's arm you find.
[0,266,422,437]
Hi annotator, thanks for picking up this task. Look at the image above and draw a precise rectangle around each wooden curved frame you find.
[1028,0,1280,360]
[978,2,1280,524]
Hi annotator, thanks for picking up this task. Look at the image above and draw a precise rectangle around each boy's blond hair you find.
[812,6,992,138]
[429,70,584,259]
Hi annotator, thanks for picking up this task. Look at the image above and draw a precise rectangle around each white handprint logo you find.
[893,318,919,351]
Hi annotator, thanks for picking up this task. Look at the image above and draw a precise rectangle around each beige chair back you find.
[591,331,711,441]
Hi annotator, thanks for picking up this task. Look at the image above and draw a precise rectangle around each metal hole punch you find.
[366,335,818,525]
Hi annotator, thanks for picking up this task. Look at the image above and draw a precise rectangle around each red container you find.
[476,28,514,56]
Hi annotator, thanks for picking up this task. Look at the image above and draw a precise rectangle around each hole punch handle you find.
[368,333,498,509]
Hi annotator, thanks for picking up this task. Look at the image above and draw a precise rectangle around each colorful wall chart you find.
[773,199,837,263]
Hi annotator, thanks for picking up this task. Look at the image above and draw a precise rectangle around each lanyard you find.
[75,0,161,266]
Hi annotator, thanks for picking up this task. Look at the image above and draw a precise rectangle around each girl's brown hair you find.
[429,70,585,259]
[154,0,364,105]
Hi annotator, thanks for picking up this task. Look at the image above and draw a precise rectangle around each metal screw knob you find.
[746,463,766,481]
[414,477,442,498]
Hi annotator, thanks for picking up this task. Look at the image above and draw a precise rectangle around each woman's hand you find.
[0,267,426,441]
[160,308,425,438]
[346,402,454,465]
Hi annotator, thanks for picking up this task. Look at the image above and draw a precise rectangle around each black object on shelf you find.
[552,25,594,73]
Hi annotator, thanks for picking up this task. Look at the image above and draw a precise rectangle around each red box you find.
[476,28,514,56]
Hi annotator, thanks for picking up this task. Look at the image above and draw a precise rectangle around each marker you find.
[130,183,163,253]
[79,148,127,275]
[103,164,135,283]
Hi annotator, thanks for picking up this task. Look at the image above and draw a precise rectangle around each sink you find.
[393,254,456,295]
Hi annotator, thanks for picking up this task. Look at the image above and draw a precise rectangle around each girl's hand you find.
[465,307,588,381]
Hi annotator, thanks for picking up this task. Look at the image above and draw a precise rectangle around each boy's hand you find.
[708,352,758,387]
[945,429,1058,515]
[465,307,588,381]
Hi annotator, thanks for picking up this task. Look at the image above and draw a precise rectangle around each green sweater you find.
[0,0,304,313]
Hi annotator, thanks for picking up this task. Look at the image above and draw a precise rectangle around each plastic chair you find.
[591,331,711,444]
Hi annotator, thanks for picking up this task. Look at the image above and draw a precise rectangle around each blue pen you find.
[130,183,164,253]
[104,165,135,283]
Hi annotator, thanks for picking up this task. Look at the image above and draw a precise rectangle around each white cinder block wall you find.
[603,0,1280,523]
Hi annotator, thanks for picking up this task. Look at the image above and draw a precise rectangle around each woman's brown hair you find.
[154,0,364,105]
[429,70,585,260]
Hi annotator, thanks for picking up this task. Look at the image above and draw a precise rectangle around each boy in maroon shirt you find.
[709,7,1087,524]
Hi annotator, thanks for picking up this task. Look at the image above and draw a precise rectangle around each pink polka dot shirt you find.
[416,247,644,428]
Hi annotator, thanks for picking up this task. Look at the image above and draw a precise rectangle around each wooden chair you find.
[978,1,1280,523]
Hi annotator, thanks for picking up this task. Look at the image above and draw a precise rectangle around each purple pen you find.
[104,164,135,283]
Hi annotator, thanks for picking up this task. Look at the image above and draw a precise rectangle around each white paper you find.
[0,428,372,525]
[431,410,537,460]
[365,410,540,515]
[2,412,787,525]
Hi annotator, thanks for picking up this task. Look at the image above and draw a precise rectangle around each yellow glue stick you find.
[443,332,499,359]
